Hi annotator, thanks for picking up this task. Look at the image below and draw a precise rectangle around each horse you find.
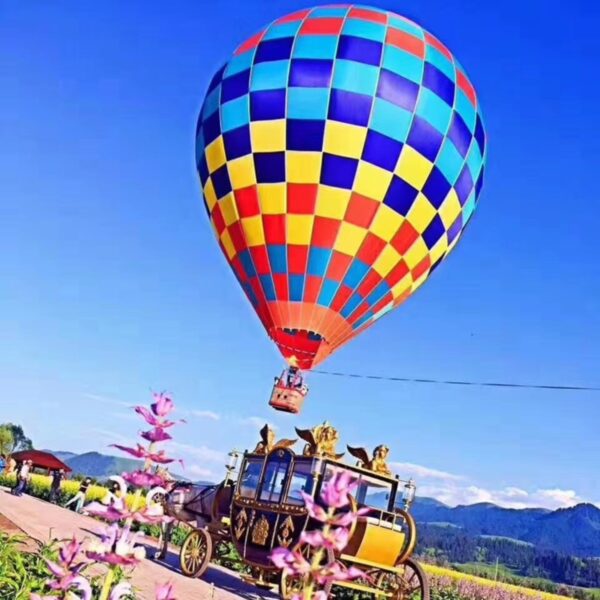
[152,480,232,561]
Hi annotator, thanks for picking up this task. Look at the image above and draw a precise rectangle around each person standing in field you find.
[64,477,92,513]
[12,460,31,496]
[48,469,65,504]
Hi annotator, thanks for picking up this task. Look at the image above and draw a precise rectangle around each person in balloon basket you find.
[286,366,303,389]
[48,468,65,504]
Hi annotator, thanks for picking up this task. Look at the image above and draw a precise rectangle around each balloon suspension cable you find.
[312,370,600,392]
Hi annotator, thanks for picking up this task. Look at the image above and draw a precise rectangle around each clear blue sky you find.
[1,1,599,508]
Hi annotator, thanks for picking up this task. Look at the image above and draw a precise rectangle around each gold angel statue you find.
[347,444,392,476]
[295,422,344,459]
[253,424,296,455]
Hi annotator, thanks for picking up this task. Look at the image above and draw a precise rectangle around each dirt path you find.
[0,488,277,600]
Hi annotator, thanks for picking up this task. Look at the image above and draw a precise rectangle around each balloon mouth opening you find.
[270,327,330,371]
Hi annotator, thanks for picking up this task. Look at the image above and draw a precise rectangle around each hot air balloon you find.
[195,5,486,413]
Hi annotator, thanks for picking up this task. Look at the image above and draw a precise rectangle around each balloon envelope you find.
[196,5,486,370]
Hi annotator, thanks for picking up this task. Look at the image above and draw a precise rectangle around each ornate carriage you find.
[175,423,428,600]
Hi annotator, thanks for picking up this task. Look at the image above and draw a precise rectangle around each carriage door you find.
[245,448,293,563]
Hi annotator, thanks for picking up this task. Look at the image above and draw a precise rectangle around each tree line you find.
[417,524,600,593]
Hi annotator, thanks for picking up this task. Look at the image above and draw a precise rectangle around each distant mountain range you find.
[412,497,600,558]
[47,450,190,482]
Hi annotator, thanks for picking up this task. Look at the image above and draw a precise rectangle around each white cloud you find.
[391,462,464,482]
[186,464,215,480]
[171,442,226,464]
[191,410,221,421]
[391,461,595,510]
[84,393,130,408]
[241,416,273,430]
[532,488,585,509]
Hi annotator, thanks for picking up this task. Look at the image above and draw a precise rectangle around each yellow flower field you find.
[424,564,572,600]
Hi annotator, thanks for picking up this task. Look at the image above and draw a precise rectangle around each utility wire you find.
[312,370,600,392]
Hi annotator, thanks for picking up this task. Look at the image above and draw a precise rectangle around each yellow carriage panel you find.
[345,516,406,567]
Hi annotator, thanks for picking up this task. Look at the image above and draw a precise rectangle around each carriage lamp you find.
[225,450,241,482]
[402,479,416,510]
[310,457,323,494]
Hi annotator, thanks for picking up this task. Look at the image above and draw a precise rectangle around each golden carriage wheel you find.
[179,528,213,578]
[376,558,430,600]
[278,544,333,600]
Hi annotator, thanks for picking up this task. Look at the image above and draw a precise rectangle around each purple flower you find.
[300,526,350,552]
[300,492,328,522]
[151,392,174,417]
[141,427,173,443]
[110,443,175,465]
[84,501,167,525]
[123,470,166,489]
[269,547,310,576]
[155,581,177,600]
[86,524,146,566]
[321,470,357,509]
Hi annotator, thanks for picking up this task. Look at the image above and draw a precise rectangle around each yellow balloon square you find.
[353,161,393,202]
[204,136,227,173]
[227,155,256,190]
[241,215,265,247]
[250,120,286,153]
[220,229,236,260]
[203,178,218,211]
[258,183,286,215]
[391,276,412,299]
[438,189,462,228]
[220,193,239,226]
[334,221,368,256]
[287,214,314,245]
[407,193,436,233]
[372,243,401,277]
[429,237,448,265]
[323,121,367,159]
[287,152,322,184]
[395,146,434,190]
[404,237,429,269]
[315,185,351,220]
[370,205,404,242]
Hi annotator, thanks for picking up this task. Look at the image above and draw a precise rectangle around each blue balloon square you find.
[337,35,382,66]
[289,59,333,88]
[223,125,252,160]
[287,119,325,151]
[407,116,444,162]
[383,175,418,216]
[362,130,403,171]
[422,166,451,209]
[211,164,232,199]
[423,62,455,107]
[447,111,472,158]
[376,69,419,112]
[321,153,359,189]
[255,37,294,63]
[328,89,372,127]
[250,90,286,121]
[254,152,286,183]
[221,69,251,103]
[423,214,445,249]
[454,164,474,205]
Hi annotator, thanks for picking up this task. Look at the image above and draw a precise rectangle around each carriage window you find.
[285,460,314,505]
[322,465,392,511]
[259,450,292,503]
[355,474,392,510]
[239,458,263,499]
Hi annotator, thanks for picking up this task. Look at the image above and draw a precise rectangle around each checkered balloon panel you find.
[196,4,486,370]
